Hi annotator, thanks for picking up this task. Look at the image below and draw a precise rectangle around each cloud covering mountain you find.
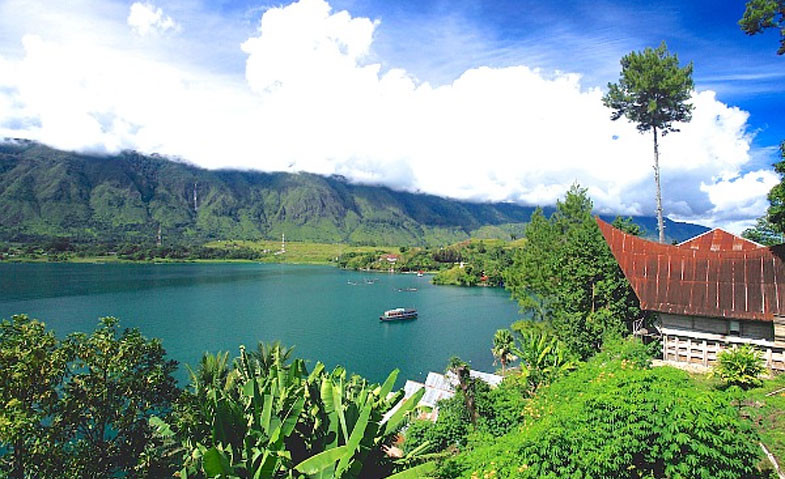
[0,0,776,232]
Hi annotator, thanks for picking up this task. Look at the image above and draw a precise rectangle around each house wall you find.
[775,317,785,346]
[659,314,783,371]
[660,313,774,341]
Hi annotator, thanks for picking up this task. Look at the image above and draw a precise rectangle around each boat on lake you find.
[380,307,418,321]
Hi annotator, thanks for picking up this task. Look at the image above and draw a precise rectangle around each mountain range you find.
[0,141,708,246]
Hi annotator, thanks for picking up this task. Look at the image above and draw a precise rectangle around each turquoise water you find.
[0,263,522,385]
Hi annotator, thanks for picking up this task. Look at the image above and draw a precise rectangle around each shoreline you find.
[0,258,507,288]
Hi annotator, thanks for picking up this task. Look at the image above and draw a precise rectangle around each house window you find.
[729,320,740,336]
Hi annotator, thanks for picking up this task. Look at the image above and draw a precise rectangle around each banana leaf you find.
[383,461,436,479]
[294,445,350,476]
[335,396,373,476]
[381,387,425,437]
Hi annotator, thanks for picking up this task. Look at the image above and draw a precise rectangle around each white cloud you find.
[0,0,775,233]
[127,2,179,36]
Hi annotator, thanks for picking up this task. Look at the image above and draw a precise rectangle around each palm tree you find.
[491,329,517,374]
[186,351,238,400]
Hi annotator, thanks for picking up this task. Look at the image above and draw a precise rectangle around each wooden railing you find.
[661,327,785,371]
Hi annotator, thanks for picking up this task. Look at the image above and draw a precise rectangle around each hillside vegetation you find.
[336,238,525,286]
[0,141,707,247]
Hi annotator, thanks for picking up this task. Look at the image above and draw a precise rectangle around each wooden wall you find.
[775,317,785,346]
[661,313,774,341]
[661,333,784,371]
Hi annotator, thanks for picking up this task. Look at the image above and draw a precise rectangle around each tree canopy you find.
[0,315,70,479]
[503,185,649,359]
[603,42,694,134]
[742,216,782,245]
[764,142,785,234]
[740,0,785,54]
[603,41,694,243]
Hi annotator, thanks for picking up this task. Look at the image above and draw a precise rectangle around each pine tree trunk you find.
[653,126,665,243]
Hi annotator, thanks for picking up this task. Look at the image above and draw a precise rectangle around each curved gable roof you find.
[678,228,762,252]
[597,218,785,322]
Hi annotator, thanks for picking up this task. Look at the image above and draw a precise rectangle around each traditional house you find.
[596,218,785,371]
[380,254,399,264]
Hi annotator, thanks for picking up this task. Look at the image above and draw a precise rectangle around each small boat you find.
[397,287,418,292]
[380,308,418,321]
[417,271,424,277]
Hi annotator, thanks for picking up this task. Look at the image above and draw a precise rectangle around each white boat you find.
[379,308,418,321]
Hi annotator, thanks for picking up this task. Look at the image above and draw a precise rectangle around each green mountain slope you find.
[0,141,708,245]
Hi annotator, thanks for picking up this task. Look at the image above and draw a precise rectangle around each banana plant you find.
[292,368,427,479]
[152,344,434,478]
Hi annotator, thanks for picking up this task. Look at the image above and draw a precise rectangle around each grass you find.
[685,369,785,470]
[205,240,399,265]
[744,374,785,468]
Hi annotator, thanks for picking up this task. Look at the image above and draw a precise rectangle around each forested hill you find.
[0,142,707,246]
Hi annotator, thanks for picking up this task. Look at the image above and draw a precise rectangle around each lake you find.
[0,263,522,385]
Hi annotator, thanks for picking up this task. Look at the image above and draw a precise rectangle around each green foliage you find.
[442,356,764,479]
[57,317,180,479]
[403,371,532,456]
[161,344,430,479]
[403,395,473,453]
[765,143,785,235]
[603,41,694,135]
[0,315,70,479]
[736,375,785,470]
[431,265,477,286]
[740,0,785,54]
[743,216,782,245]
[603,41,694,243]
[0,142,536,247]
[474,373,529,437]
[594,336,657,369]
[504,185,650,359]
[512,325,576,392]
[611,215,644,237]
[0,316,179,479]
[713,345,766,390]
[491,329,517,373]
[337,239,517,287]
[403,363,532,456]
[446,357,478,426]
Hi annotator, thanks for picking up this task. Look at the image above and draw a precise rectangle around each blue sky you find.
[0,0,781,231]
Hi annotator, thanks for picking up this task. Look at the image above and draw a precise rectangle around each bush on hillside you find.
[714,345,766,390]
[439,354,764,479]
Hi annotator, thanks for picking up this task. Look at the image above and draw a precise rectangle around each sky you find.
[0,0,782,232]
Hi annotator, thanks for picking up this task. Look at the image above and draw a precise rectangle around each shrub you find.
[714,345,766,390]
[441,357,764,479]
[475,373,529,436]
[593,336,656,369]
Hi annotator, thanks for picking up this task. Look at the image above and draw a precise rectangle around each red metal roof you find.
[596,218,785,322]
[678,228,762,252]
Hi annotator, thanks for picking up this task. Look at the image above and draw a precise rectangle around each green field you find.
[204,240,399,264]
